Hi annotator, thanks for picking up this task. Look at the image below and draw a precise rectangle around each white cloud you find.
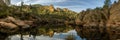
[29,0,67,4]
[11,0,111,12]
[11,0,67,5]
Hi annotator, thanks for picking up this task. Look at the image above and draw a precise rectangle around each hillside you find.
[0,3,77,34]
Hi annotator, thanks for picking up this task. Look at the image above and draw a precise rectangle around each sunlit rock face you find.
[109,0,120,27]
[76,1,120,40]
[78,8,106,27]
[49,5,55,12]
[0,16,33,33]
[0,22,18,33]
[107,1,120,39]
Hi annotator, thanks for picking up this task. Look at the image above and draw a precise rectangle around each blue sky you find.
[11,0,117,12]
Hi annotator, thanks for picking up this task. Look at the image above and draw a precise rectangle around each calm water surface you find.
[8,30,85,40]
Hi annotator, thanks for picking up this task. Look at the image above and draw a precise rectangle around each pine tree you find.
[104,0,112,8]
[103,0,112,19]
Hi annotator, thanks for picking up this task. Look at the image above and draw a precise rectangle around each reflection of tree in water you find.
[0,25,73,40]
[32,26,73,37]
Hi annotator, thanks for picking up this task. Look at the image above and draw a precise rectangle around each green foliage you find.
[0,6,10,18]
[104,0,111,8]
[0,3,77,27]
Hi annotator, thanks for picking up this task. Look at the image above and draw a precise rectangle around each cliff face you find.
[78,1,120,27]
[78,8,107,27]
[108,1,120,27]
[76,1,120,40]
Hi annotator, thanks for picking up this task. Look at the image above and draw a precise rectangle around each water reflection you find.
[7,30,82,40]
[75,26,120,40]
[0,26,119,40]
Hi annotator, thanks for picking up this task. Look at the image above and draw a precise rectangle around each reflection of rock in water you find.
[7,35,35,40]
[65,35,75,40]
[0,25,73,40]
[75,26,120,40]
[6,30,79,40]
[0,33,9,40]
[0,16,35,40]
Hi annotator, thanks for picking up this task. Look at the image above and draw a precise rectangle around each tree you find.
[104,0,112,8]
[103,0,112,19]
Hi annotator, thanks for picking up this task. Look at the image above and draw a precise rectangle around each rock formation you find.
[0,16,33,33]
[49,5,55,12]
[76,1,120,40]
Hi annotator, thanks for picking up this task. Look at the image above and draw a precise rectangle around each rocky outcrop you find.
[63,8,69,12]
[49,5,55,12]
[0,16,33,33]
[76,1,120,40]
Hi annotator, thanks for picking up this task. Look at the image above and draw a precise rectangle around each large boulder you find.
[0,22,18,33]
[5,16,31,28]
[0,16,34,33]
